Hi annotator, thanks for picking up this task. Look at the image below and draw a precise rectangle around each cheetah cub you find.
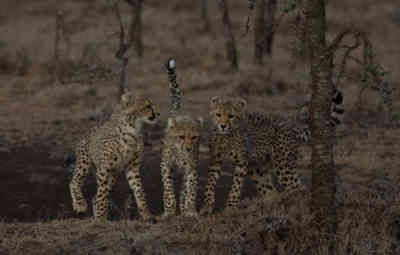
[202,90,344,214]
[160,116,203,218]
[69,90,160,220]
[158,58,203,218]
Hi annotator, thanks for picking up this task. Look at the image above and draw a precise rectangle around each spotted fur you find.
[202,90,344,214]
[69,91,160,220]
[159,58,202,218]
[160,115,203,218]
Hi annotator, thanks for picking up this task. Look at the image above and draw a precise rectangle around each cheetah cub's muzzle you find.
[142,102,160,125]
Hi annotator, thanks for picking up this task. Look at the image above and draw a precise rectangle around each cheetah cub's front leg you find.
[159,149,177,219]
[180,169,199,217]
[201,156,222,216]
[69,139,92,215]
[160,116,202,219]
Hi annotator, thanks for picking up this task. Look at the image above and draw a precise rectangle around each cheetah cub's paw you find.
[199,206,213,216]
[73,200,88,215]
[141,212,157,224]
[182,211,198,218]
[157,212,176,221]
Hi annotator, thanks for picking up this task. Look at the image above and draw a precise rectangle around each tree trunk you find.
[118,57,128,100]
[254,0,276,65]
[290,0,307,70]
[132,0,143,58]
[264,0,276,56]
[305,0,337,252]
[53,10,62,85]
[53,10,70,85]
[254,0,265,65]
[217,0,238,71]
[201,0,211,32]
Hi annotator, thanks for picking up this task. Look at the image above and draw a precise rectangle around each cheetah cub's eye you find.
[216,113,221,118]
[191,136,198,140]
[228,114,235,119]
[179,135,185,140]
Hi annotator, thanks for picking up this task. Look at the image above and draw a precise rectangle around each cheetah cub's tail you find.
[295,87,344,143]
[166,57,181,116]
[329,88,344,127]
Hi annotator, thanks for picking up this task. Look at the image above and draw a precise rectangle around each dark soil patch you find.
[0,143,254,222]
[0,146,71,222]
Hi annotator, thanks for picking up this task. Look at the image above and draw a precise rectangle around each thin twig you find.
[111,0,130,59]
[335,35,361,87]
[240,0,256,38]
[326,28,362,53]
[109,0,139,99]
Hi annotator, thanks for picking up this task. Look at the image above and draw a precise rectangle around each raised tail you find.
[166,58,181,116]
[329,88,344,127]
[296,87,344,143]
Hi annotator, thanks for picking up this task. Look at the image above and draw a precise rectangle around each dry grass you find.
[0,0,399,254]
[1,191,400,255]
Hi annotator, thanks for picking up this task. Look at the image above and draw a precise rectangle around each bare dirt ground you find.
[1,0,400,254]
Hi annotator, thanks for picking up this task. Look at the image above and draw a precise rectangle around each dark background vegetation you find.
[0,0,399,254]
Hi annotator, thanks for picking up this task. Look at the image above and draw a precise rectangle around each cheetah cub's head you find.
[210,96,247,134]
[166,115,203,154]
[120,90,160,125]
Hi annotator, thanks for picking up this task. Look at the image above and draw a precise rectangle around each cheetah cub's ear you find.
[167,118,177,130]
[196,117,204,127]
[235,98,247,111]
[121,90,134,107]
[210,96,223,106]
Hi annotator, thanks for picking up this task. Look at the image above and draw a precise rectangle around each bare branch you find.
[347,55,363,65]
[110,0,130,59]
[325,27,393,122]
[217,0,239,70]
[240,0,256,38]
[127,0,143,58]
[335,33,361,87]
[124,0,137,6]
[326,28,362,53]
[108,0,139,99]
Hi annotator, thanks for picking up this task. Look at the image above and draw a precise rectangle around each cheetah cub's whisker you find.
[69,90,160,221]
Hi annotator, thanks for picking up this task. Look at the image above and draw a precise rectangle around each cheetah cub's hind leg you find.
[69,139,92,215]
[125,156,154,221]
[247,160,283,200]
[159,152,177,219]
[201,153,223,216]
[92,167,117,220]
